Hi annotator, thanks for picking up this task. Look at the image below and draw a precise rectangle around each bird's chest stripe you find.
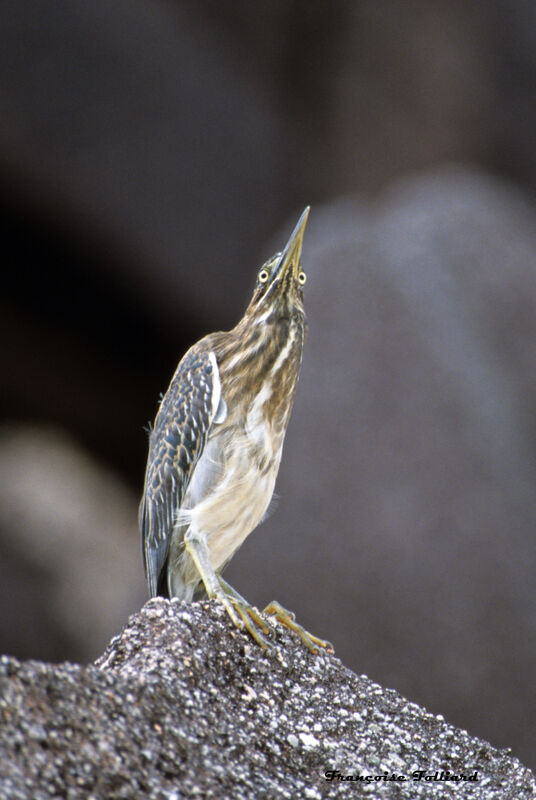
[269,329,296,378]
[241,328,295,443]
[245,380,273,448]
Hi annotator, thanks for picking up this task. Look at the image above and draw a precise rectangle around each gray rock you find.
[0,599,534,799]
[0,425,146,662]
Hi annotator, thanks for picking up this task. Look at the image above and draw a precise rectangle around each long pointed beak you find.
[273,206,310,281]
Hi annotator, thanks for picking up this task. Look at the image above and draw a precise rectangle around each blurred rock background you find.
[1,0,535,769]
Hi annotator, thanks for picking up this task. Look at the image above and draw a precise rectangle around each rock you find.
[0,599,533,800]
[0,425,146,662]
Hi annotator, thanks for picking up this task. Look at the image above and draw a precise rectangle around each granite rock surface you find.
[0,599,534,799]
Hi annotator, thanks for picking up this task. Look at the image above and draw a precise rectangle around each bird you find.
[139,207,332,653]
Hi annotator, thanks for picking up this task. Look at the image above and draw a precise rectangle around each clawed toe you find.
[211,579,333,654]
[263,600,334,654]
[233,600,274,649]
[212,581,274,649]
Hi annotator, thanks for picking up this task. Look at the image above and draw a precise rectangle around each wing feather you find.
[139,346,221,596]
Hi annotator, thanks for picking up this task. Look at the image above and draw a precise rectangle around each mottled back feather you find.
[139,344,220,596]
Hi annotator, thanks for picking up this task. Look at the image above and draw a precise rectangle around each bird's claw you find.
[214,587,274,650]
[210,578,333,654]
[263,600,335,654]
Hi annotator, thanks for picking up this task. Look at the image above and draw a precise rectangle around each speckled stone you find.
[0,598,534,799]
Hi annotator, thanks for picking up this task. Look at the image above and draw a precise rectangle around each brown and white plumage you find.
[139,208,332,652]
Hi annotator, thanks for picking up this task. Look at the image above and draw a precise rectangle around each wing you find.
[139,345,224,597]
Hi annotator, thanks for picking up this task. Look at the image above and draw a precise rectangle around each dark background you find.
[1,0,536,769]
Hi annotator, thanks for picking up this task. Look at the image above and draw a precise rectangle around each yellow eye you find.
[258,268,269,284]
[298,271,307,285]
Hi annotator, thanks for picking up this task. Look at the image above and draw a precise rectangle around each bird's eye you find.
[258,269,269,284]
[298,271,307,285]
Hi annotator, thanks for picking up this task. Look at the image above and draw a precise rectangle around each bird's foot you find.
[184,536,274,648]
[263,600,335,654]
[212,579,274,649]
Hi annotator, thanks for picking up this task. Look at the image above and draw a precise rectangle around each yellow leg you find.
[184,531,273,648]
[218,577,274,647]
[263,600,335,654]
[184,532,333,654]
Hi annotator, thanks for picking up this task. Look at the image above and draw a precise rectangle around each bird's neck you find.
[209,311,306,433]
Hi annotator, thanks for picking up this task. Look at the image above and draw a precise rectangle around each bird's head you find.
[246,207,309,324]
[220,208,310,423]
